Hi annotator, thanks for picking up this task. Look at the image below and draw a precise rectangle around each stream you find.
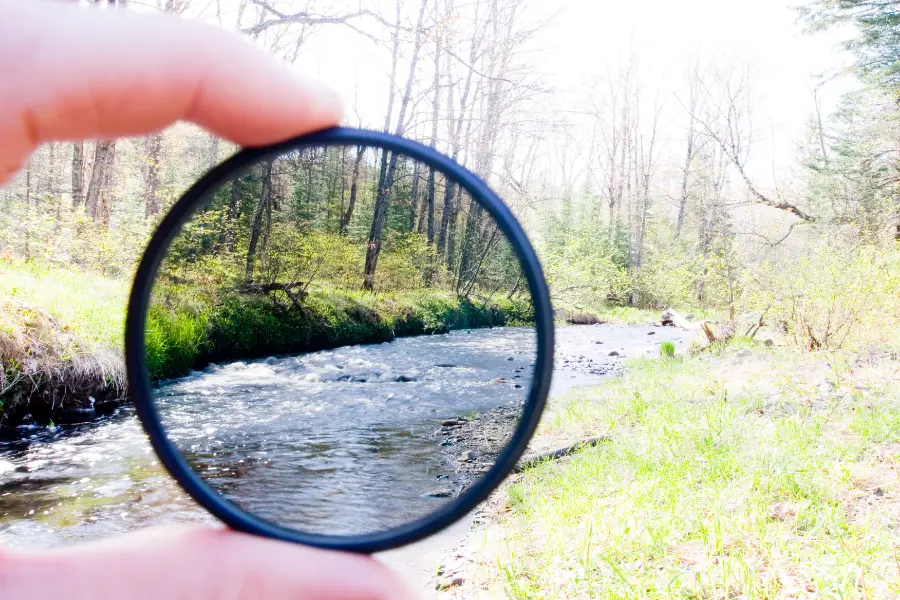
[0,324,693,550]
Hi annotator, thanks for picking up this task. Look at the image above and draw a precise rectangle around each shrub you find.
[746,242,900,350]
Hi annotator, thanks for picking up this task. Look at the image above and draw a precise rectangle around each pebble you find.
[608,351,619,357]
[436,576,465,590]
[441,419,466,427]
[647,331,656,335]
[423,489,453,499]
[457,451,475,462]
[764,339,774,347]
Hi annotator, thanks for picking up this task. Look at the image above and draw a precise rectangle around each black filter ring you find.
[124,127,555,553]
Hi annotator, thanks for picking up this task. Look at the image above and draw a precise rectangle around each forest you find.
[2,0,900,596]
[146,145,531,381]
[0,1,898,420]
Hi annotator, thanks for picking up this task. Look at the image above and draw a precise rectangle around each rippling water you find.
[156,327,537,535]
[0,324,692,549]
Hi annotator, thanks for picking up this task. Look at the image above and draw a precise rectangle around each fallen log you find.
[513,435,611,473]
[661,308,735,345]
[240,282,308,310]
[661,308,703,330]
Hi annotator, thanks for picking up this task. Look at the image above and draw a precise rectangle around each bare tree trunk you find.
[675,57,702,240]
[339,145,347,230]
[446,184,463,271]
[71,142,85,207]
[409,163,421,232]
[632,99,660,273]
[48,143,63,222]
[219,177,243,247]
[98,143,116,227]
[694,65,815,222]
[438,0,483,262]
[85,141,115,222]
[143,134,163,217]
[245,160,274,285]
[425,21,442,244]
[458,0,521,284]
[675,111,696,240]
[363,0,428,290]
[341,146,364,235]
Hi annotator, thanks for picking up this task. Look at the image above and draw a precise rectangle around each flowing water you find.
[0,324,693,549]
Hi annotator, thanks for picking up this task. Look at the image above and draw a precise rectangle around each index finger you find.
[0,0,344,182]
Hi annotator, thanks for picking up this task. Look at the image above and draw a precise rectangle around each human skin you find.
[0,1,416,598]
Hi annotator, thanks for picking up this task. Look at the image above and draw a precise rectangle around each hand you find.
[0,2,413,598]
[2,525,416,599]
[0,0,342,186]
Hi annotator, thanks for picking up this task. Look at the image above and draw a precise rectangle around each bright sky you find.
[283,0,856,182]
[126,0,857,187]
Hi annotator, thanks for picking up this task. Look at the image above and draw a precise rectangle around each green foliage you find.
[801,86,900,240]
[633,240,736,311]
[799,0,900,93]
[659,340,676,358]
[538,202,631,307]
[747,242,900,350]
[145,283,533,382]
[145,301,211,381]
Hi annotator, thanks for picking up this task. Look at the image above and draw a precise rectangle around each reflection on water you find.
[158,326,536,535]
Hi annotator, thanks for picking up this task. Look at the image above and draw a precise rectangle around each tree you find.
[693,64,817,223]
[674,55,705,240]
[84,141,116,224]
[71,142,85,208]
[245,160,275,285]
[142,134,163,218]
[799,0,900,93]
[363,0,429,290]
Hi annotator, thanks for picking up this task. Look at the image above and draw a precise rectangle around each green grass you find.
[145,285,533,381]
[465,349,900,599]
[1,259,533,420]
[0,258,128,346]
[659,340,676,358]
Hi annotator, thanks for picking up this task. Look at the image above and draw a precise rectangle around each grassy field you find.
[447,342,900,599]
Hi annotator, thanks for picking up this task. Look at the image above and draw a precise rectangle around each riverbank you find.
[145,286,532,382]
[432,342,900,598]
[0,260,533,430]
